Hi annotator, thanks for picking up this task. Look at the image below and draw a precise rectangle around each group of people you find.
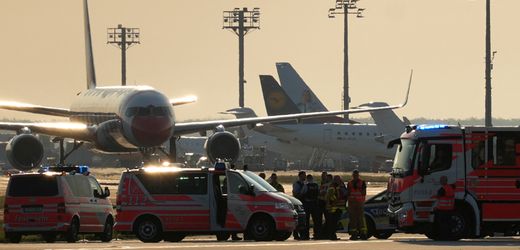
[290,170,368,241]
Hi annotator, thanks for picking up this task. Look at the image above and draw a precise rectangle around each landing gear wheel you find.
[164,233,185,242]
[5,232,22,243]
[274,231,292,241]
[135,217,163,243]
[42,232,57,243]
[216,232,230,241]
[98,219,114,242]
[248,215,275,241]
[66,218,80,243]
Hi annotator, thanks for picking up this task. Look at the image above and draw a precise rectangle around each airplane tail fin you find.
[358,102,404,137]
[259,75,301,116]
[276,62,328,113]
[84,0,96,89]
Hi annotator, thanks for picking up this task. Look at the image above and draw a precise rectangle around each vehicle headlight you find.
[275,202,293,210]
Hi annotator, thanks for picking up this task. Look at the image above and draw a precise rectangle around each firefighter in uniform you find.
[324,175,347,240]
[347,169,368,240]
[301,174,320,239]
[316,172,331,239]
[434,175,455,239]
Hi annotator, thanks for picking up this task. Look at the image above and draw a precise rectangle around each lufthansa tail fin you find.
[84,0,96,89]
[276,62,328,113]
[259,75,302,116]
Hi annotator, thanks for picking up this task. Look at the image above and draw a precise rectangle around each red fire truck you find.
[387,125,520,240]
[114,164,298,242]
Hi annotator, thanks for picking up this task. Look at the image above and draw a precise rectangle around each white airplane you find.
[255,72,412,165]
[0,0,405,171]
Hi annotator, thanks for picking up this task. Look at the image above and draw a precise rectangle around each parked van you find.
[3,166,114,243]
[114,165,298,242]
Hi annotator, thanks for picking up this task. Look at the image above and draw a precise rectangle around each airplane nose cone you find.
[131,116,173,147]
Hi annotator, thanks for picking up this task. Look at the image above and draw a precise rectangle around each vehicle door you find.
[413,138,462,203]
[87,176,108,232]
[226,171,255,230]
[65,175,96,232]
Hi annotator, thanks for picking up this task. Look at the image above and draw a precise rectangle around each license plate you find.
[23,207,43,213]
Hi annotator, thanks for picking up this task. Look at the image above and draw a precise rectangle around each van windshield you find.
[242,171,278,192]
[8,175,59,197]
[237,171,269,192]
[392,139,416,177]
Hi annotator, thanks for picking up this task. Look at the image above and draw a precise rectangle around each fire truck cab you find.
[3,166,114,243]
[388,125,520,240]
[114,164,298,242]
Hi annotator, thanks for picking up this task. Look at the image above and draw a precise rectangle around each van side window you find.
[492,131,520,166]
[227,172,248,195]
[136,172,207,195]
[88,177,103,196]
[64,176,91,197]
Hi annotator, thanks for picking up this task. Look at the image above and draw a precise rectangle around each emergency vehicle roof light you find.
[416,124,449,131]
[41,165,90,175]
[214,162,226,171]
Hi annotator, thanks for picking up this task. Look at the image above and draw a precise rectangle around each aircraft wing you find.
[0,101,72,117]
[173,103,405,136]
[0,122,93,141]
[170,96,198,106]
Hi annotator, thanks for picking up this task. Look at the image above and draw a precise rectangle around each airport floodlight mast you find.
[223,8,260,108]
[328,0,364,121]
[107,24,140,86]
[485,0,493,127]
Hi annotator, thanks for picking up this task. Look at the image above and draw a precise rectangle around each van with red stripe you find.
[3,167,114,243]
[387,125,520,240]
[114,165,298,242]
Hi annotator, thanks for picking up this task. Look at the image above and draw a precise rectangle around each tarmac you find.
[0,234,519,250]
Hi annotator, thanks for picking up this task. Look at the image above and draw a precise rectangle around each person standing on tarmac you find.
[316,171,330,239]
[300,174,320,240]
[347,169,368,240]
[292,171,307,240]
[434,175,455,239]
[324,175,347,240]
[268,173,285,193]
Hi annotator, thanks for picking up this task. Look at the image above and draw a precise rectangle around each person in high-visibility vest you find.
[434,175,455,239]
[347,169,368,240]
[316,172,331,239]
[324,175,347,240]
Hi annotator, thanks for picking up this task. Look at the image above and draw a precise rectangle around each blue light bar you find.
[214,162,226,171]
[416,124,449,131]
[41,165,90,174]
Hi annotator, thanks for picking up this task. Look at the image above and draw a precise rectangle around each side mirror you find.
[93,189,101,198]
[104,187,111,198]
[249,184,255,195]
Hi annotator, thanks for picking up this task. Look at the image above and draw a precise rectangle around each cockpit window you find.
[125,106,171,117]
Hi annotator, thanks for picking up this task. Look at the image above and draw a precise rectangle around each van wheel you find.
[5,232,22,243]
[135,217,163,243]
[274,231,292,241]
[99,219,114,242]
[164,233,185,242]
[215,232,230,241]
[248,215,275,241]
[42,232,57,243]
[66,218,80,243]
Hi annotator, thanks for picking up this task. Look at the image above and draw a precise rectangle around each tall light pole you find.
[107,24,140,86]
[485,0,493,127]
[223,8,260,108]
[329,0,364,120]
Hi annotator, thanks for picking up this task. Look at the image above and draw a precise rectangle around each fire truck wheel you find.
[135,216,163,243]
[274,231,292,241]
[5,232,22,243]
[164,233,186,242]
[66,218,80,243]
[248,214,275,241]
[436,210,469,241]
[42,232,57,243]
[215,232,230,241]
[99,218,114,242]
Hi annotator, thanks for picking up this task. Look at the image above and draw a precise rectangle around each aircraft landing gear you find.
[52,138,84,165]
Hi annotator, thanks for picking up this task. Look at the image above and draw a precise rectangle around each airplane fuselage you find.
[68,86,175,151]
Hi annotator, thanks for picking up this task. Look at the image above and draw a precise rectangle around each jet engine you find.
[205,131,240,164]
[6,134,44,171]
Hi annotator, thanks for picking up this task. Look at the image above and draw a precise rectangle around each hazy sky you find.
[1,0,519,122]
